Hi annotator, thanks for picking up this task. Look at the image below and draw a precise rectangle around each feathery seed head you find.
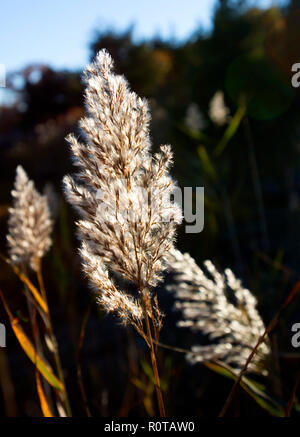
[167,249,270,374]
[63,49,182,326]
[7,166,53,271]
[184,103,206,131]
[209,91,230,126]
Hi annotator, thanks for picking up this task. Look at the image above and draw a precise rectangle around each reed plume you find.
[63,49,182,415]
[209,90,230,126]
[7,165,53,271]
[167,249,270,374]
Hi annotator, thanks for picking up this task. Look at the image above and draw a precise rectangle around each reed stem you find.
[36,261,72,417]
[142,296,166,417]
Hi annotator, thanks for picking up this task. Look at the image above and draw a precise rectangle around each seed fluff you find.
[63,49,182,334]
[167,249,270,374]
[7,165,53,271]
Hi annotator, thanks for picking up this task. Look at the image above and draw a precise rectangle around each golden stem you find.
[36,260,72,417]
[141,293,166,417]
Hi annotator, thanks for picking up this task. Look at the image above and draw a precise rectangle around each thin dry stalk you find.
[76,302,93,417]
[36,260,72,417]
[219,277,300,417]
[31,287,53,417]
[285,368,300,417]
[141,293,165,416]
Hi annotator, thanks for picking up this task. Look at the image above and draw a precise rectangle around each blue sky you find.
[0,0,285,73]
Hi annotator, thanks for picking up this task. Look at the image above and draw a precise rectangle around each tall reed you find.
[6,165,71,416]
[63,49,182,416]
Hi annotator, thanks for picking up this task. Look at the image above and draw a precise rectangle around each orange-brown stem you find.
[36,261,72,417]
[142,298,166,417]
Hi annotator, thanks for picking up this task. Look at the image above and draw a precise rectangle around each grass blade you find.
[0,253,48,314]
[219,276,300,417]
[205,361,284,417]
[285,369,300,417]
[35,370,53,417]
[0,289,63,392]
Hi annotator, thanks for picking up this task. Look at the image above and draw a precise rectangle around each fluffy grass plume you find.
[167,249,270,374]
[7,166,53,271]
[63,49,182,330]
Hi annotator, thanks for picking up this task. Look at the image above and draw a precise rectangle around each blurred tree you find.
[7,65,83,128]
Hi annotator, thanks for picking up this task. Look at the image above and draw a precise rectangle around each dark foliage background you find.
[0,0,300,417]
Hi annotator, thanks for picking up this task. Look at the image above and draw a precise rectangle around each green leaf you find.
[204,361,285,417]
[214,103,246,157]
